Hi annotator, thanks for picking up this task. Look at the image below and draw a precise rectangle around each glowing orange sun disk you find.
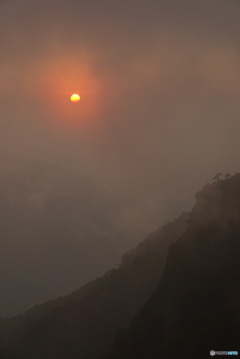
[70,94,81,102]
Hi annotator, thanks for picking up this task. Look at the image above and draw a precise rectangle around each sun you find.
[70,94,81,102]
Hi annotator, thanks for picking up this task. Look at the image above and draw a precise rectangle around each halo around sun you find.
[70,94,81,102]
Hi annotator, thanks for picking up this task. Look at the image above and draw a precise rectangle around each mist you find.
[1,0,240,192]
[0,0,240,316]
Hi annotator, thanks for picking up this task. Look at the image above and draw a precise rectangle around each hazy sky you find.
[1,0,240,316]
[1,0,240,207]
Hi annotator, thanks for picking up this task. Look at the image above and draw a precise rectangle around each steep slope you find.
[106,175,240,359]
[0,213,188,359]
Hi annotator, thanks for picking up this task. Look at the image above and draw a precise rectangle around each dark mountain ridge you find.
[0,211,188,359]
[105,174,240,358]
[0,156,175,317]
[2,173,239,359]
[0,157,123,317]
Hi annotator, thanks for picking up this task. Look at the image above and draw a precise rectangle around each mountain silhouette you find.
[0,156,175,317]
[105,174,240,359]
[1,173,240,359]
[0,211,188,359]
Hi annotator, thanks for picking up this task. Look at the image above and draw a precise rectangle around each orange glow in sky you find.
[36,56,105,130]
